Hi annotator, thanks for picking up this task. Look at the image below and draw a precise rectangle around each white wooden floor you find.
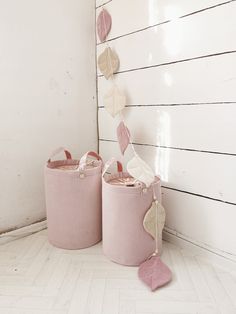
[0,230,235,314]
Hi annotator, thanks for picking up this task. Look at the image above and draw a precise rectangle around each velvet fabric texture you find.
[45,150,103,250]
[138,256,172,291]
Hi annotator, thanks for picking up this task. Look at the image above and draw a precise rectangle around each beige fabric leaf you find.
[143,201,166,240]
[104,85,126,117]
[127,154,155,187]
[98,47,119,79]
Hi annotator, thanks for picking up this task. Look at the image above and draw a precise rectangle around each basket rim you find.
[45,159,102,176]
[102,172,161,194]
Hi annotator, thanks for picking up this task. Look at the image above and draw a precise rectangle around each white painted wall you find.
[0,0,97,233]
[97,0,236,260]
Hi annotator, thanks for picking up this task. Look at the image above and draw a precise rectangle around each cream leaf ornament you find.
[97,9,112,42]
[127,154,155,187]
[104,85,126,118]
[98,47,119,79]
[143,201,166,240]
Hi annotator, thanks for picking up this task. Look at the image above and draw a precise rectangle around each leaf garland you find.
[139,200,171,291]
[97,7,172,292]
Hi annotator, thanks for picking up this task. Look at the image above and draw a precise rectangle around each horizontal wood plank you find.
[162,188,236,257]
[96,0,112,8]
[98,53,236,105]
[98,105,236,154]
[99,140,236,204]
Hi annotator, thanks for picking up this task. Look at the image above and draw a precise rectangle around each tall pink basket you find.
[102,159,162,266]
[44,148,103,249]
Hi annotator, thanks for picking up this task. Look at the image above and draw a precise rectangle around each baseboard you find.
[163,227,236,272]
[0,220,47,245]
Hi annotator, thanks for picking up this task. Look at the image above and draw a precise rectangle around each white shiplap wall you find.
[96,0,236,261]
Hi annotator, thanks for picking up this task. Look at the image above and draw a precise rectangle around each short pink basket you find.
[44,148,103,249]
[102,158,162,266]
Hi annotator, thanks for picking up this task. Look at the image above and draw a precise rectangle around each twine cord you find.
[152,184,159,255]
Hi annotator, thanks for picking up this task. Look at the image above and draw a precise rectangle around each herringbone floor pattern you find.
[0,230,235,314]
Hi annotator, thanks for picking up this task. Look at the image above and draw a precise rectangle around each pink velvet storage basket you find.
[102,158,162,266]
[44,148,103,250]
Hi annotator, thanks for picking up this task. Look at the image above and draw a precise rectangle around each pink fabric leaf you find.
[117,121,130,155]
[97,9,112,42]
[138,256,172,291]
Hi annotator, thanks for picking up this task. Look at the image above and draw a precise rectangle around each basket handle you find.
[78,151,103,170]
[102,158,123,177]
[47,147,72,163]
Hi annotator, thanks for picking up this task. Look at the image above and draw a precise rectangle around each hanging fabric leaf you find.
[138,256,172,291]
[139,200,171,291]
[98,47,119,79]
[97,9,112,42]
[117,121,130,155]
[127,154,155,187]
[104,85,126,117]
[143,201,166,240]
